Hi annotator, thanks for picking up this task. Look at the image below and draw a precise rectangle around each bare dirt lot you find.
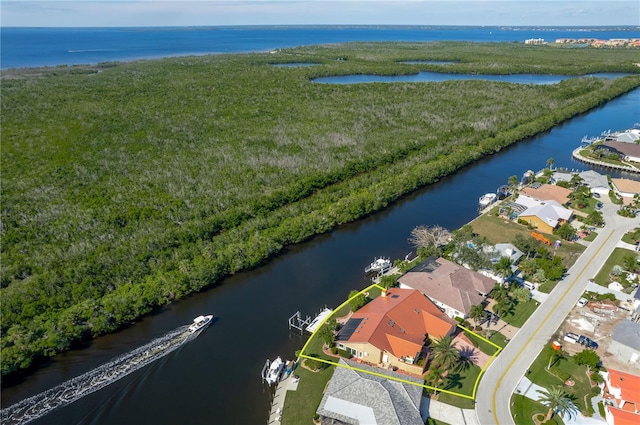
[557,303,640,374]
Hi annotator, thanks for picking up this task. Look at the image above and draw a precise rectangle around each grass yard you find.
[470,213,585,267]
[463,330,506,354]
[282,364,335,425]
[593,247,638,287]
[527,346,598,416]
[470,213,531,245]
[501,299,539,328]
[621,228,640,245]
[434,364,481,409]
[512,394,564,425]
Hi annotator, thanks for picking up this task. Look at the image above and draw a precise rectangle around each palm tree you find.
[536,386,578,421]
[493,256,513,283]
[425,364,445,395]
[469,304,486,326]
[546,157,555,170]
[430,335,460,370]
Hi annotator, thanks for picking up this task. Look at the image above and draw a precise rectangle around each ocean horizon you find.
[2,25,638,69]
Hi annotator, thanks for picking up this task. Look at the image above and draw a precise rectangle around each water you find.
[2,26,639,425]
[2,26,638,69]
[313,72,631,85]
[0,325,214,425]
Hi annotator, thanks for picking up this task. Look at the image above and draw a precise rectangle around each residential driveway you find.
[475,202,638,425]
[421,396,479,425]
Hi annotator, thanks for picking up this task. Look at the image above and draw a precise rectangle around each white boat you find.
[305,308,333,333]
[478,193,497,208]
[264,356,285,385]
[364,257,392,274]
[188,314,214,333]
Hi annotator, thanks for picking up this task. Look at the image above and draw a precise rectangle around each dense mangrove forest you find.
[2,42,640,376]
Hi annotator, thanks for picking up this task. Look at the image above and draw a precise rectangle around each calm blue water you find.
[313,72,631,85]
[2,25,639,69]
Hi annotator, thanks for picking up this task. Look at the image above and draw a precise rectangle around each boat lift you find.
[288,311,311,334]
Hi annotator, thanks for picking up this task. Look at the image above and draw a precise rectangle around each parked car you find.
[564,332,579,344]
[593,193,600,198]
[578,335,587,345]
[524,281,536,291]
[585,338,599,350]
[577,297,588,307]
[595,202,603,210]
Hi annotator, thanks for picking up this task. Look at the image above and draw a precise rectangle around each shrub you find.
[338,349,352,359]
[331,347,338,355]
[598,401,606,418]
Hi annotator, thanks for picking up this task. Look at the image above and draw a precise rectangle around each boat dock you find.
[267,370,300,424]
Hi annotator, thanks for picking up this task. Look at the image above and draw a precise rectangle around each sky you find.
[1,1,639,27]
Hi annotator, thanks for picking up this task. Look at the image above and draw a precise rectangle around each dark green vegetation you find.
[2,42,640,376]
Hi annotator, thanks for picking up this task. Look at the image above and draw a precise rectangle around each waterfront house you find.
[580,170,611,197]
[520,183,572,206]
[599,368,640,425]
[514,195,573,234]
[335,288,456,375]
[596,142,640,163]
[611,178,640,200]
[397,257,497,320]
[316,359,424,425]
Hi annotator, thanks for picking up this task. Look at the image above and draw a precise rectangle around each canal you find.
[2,88,639,425]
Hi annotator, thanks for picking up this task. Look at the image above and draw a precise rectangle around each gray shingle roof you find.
[612,319,640,350]
[317,359,424,425]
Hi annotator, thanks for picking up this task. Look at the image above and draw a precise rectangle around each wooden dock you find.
[267,372,300,424]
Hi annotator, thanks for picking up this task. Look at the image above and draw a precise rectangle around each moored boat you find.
[188,315,214,333]
[478,193,497,209]
[364,257,392,274]
[263,356,285,385]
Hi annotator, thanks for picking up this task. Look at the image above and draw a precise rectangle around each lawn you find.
[593,247,638,288]
[463,330,507,354]
[470,213,585,267]
[526,346,598,417]
[434,364,481,409]
[500,299,539,328]
[512,394,564,425]
[621,228,640,245]
[282,364,335,425]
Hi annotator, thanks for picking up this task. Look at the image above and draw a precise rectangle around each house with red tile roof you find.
[335,288,456,375]
[600,368,640,425]
[397,257,498,320]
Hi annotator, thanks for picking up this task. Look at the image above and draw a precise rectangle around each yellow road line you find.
[491,229,614,424]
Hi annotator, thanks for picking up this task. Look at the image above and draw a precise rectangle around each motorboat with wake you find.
[188,315,214,333]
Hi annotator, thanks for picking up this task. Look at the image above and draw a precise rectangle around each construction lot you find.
[557,299,640,374]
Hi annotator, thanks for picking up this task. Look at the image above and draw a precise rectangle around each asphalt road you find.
[475,200,639,425]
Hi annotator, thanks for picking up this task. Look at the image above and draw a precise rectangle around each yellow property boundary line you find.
[299,283,504,400]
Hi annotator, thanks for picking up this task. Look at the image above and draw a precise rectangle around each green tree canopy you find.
[348,290,366,312]
[573,349,600,370]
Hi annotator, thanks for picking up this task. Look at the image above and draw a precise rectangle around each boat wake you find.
[1,325,197,425]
